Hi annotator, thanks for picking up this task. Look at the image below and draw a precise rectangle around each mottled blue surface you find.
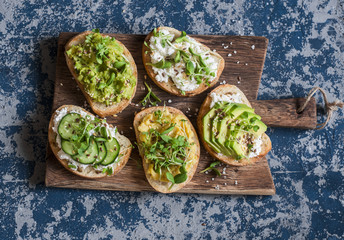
[1,0,343,239]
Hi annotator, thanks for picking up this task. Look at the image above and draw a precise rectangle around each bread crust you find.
[133,106,200,193]
[48,105,132,179]
[65,31,137,117]
[142,27,225,97]
[197,84,272,166]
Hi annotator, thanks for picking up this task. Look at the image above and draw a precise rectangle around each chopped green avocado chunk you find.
[66,32,136,106]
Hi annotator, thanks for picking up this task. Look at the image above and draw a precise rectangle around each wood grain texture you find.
[45,32,298,195]
[252,98,317,129]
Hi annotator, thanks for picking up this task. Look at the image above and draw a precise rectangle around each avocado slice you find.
[211,104,236,156]
[203,102,229,153]
[214,104,239,156]
[225,129,246,160]
[238,111,267,136]
[230,104,255,120]
[251,119,267,136]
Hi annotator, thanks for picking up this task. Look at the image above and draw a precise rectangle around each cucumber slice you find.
[73,138,98,164]
[95,141,107,164]
[101,138,120,166]
[58,113,84,140]
[61,139,78,156]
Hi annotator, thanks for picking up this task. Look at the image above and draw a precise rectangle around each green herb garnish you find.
[68,164,77,169]
[174,31,187,43]
[140,82,161,106]
[141,121,190,185]
[200,161,222,176]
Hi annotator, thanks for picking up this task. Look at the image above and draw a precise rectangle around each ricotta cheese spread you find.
[52,107,119,172]
[149,29,220,92]
[209,92,243,108]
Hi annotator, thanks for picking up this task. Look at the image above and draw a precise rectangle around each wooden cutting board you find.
[45,32,316,195]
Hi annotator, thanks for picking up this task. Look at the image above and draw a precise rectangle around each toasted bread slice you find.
[65,31,137,117]
[197,84,271,166]
[142,27,225,97]
[133,106,200,193]
[48,105,132,179]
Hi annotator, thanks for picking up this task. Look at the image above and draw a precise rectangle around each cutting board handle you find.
[251,98,317,129]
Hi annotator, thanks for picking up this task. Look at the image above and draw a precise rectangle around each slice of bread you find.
[48,105,132,179]
[197,84,272,166]
[133,106,200,193]
[65,31,137,117]
[142,27,225,97]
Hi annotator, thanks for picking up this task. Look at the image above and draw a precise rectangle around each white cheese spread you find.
[52,107,120,172]
[149,29,220,92]
[209,92,243,108]
[247,136,262,158]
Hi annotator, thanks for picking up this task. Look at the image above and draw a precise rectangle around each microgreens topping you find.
[140,82,161,106]
[140,115,192,185]
[102,166,113,175]
[200,161,221,176]
[145,28,217,92]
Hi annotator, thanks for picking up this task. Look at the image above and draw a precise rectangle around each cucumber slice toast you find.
[48,105,132,179]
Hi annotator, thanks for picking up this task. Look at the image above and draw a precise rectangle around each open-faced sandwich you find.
[65,29,137,117]
[134,106,200,193]
[142,27,225,97]
[197,84,271,166]
[48,105,132,178]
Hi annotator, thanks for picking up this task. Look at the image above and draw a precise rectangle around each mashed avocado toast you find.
[65,29,137,117]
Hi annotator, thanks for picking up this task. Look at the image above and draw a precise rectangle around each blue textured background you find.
[1,0,343,239]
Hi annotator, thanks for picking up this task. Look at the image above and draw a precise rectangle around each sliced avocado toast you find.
[197,84,271,166]
[48,105,132,179]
